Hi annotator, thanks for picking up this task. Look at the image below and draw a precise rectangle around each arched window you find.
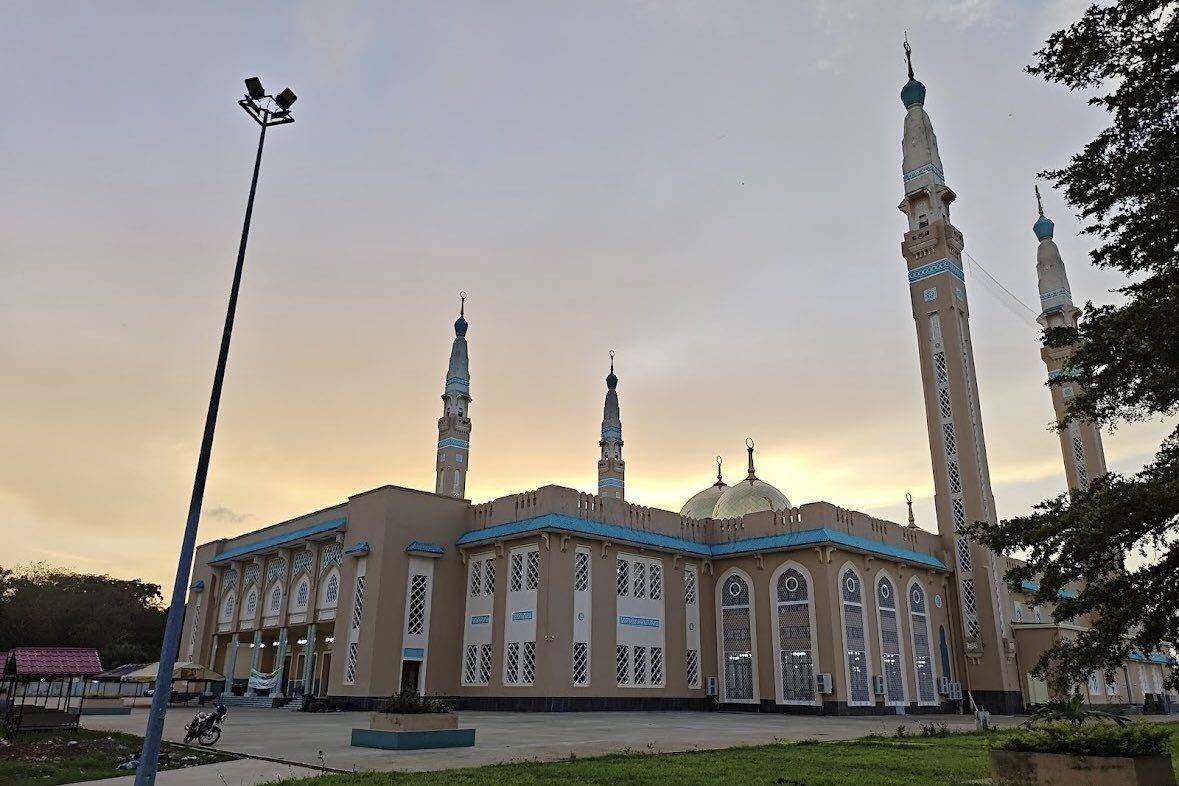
[220,591,236,623]
[773,566,816,704]
[269,584,282,613]
[241,588,257,619]
[294,578,310,610]
[839,566,871,706]
[719,572,755,702]
[907,581,937,705]
[321,570,340,607]
[875,574,907,706]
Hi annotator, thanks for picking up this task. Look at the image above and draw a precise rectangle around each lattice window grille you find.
[269,586,282,612]
[634,646,647,685]
[777,569,814,702]
[574,551,589,592]
[469,560,482,597]
[947,459,962,493]
[909,588,936,704]
[1072,436,1088,488]
[484,560,495,595]
[841,570,869,704]
[463,644,478,685]
[934,352,948,385]
[222,593,235,621]
[573,642,589,685]
[938,388,952,418]
[617,558,630,597]
[292,551,312,576]
[651,646,664,686]
[325,574,339,605]
[506,642,520,684]
[478,644,492,684]
[510,553,523,592]
[955,538,972,573]
[616,645,630,685]
[344,641,359,685]
[266,558,286,583]
[320,543,343,571]
[406,575,428,635]
[951,498,966,531]
[222,569,238,591]
[243,563,261,586]
[721,575,754,701]
[244,589,257,616]
[686,649,700,688]
[942,422,957,456]
[350,575,366,630]
[633,562,646,598]
[961,578,981,638]
[296,580,310,609]
[877,579,906,704]
[187,602,201,658]
[684,568,697,605]
[521,641,536,684]
[525,550,540,591]
[650,564,662,600]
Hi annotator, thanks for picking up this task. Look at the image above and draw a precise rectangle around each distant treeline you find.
[0,564,166,668]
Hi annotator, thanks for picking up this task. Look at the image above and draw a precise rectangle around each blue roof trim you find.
[344,541,370,556]
[406,541,444,555]
[455,514,947,570]
[188,580,205,591]
[1020,579,1078,599]
[1129,652,1174,666]
[208,517,346,565]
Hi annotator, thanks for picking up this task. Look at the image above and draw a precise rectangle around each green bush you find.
[997,721,1170,758]
[374,690,451,714]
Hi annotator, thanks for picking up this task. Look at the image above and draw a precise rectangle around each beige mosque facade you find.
[179,54,1173,716]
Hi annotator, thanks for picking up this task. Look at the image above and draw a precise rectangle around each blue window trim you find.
[455,513,947,570]
[406,541,444,555]
[208,518,346,565]
[1019,579,1077,599]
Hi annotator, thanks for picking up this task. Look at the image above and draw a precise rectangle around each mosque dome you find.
[901,78,926,108]
[1033,214,1055,241]
[679,457,727,519]
[709,440,791,520]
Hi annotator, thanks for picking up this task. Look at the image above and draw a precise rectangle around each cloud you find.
[203,506,254,525]
[293,0,374,86]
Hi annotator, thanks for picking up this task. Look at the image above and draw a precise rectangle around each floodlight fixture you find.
[244,76,265,100]
[274,88,297,110]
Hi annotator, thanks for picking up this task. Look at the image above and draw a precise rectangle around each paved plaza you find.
[82,707,1003,780]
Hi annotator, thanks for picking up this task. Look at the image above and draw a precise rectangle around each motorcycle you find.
[183,701,227,746]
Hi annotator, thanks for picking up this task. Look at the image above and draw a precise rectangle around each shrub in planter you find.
[997,721,1169,758]
[374,691,451,715]
[991,721,1174,786]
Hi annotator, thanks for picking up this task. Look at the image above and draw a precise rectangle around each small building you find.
[1,647,103,736]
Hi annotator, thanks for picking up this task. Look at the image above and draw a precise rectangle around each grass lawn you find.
[0,727,236,786]
[276,722,1179,786]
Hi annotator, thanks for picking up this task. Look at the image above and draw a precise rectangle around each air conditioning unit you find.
[873,675,886,696]
[815,673,833,694]
[949,682,963,700]
[706,676,718,696]
[937,676,950,696]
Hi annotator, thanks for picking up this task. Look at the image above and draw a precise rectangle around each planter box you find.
[369,712,457,732]
[989,749,1176,786]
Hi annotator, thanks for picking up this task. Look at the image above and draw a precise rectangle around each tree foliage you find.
[0,564,166,668]
[964,0,1178,691]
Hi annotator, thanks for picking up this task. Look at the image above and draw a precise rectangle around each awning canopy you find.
[4,647,103,677]
[119,661,225,683]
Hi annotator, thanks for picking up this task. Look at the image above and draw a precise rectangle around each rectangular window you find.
[344,641,359,685]
[506,642,520,684]
[685,569,697,605]
[478,643,492,684]
[574,551,589,592]
[634,645,647,685]
[616,644,629,685]
[484,560,495,595]
[634,562,646,598]
[463,644,477,685]
[526,550,540,590]
[573,642,589,686]
[617,559,630,597]
[651,646,664,686]
[350,575,366,630]
[521,641,536,684]
[686,649,700,689]
[469,560,482,597]
[510,553,523,592]
[406,575,428,635]
[650,564,662,600]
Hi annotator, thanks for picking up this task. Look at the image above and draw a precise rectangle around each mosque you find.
[179,47,1174,715]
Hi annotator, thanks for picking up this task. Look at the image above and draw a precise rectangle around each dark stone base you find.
[351,727,475,750]
[716,700,958,716]
[970,690,1024,715]
[446,695,717,712]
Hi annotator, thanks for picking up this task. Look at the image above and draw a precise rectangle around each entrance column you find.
[226,634,240,694]
[245,630,263,695]
[301,623,317,698]
[274,628,288,697]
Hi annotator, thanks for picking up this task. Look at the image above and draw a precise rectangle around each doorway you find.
[400,660,421,694]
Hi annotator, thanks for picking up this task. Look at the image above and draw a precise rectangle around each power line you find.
[961,250,1041,332]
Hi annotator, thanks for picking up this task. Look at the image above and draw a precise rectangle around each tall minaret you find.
[1033,187,1107,491]
[897,39,1020,712]
[598,351,625,500]
[436,293,472,498]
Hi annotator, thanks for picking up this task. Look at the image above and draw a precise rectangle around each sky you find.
[1,1,1171,590]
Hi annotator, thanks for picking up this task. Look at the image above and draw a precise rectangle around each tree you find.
[963,0,1178,692]
[0,564,167,668]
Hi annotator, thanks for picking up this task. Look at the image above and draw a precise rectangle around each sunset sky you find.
[2,1,1170,591]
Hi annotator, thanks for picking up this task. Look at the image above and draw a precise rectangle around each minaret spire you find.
[1032,187,1107,491]
[744,437,757,479]
[905,492,917,529]
[435,292,472,498]
[598,350,625,499]
[904,31,915,80]
[715,455,725,487]
[898,42,1020,711]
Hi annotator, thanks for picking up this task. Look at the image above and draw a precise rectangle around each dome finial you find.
[906,492,917,529]
[745,437,756,478]
[904,31,914,80]
[606,350,618,390]
[1035,185,1044,217]
[1033,185,1055,240]
[715,455,724,486]
[454,291,469,337]
[900,33,927,107]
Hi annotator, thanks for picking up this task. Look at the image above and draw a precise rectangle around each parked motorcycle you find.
[182,701,227,746]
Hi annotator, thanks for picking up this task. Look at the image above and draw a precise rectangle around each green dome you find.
[712,477,791,520]
[901,78,926,108]
[680,483,726,519]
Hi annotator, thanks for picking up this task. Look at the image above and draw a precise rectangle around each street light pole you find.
[135,78,296,786]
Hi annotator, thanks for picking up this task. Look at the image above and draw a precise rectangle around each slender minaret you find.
[897,39,1020,711]
[598,351,625,500]
[436,293,472,498]
[1033,187,1107,491]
